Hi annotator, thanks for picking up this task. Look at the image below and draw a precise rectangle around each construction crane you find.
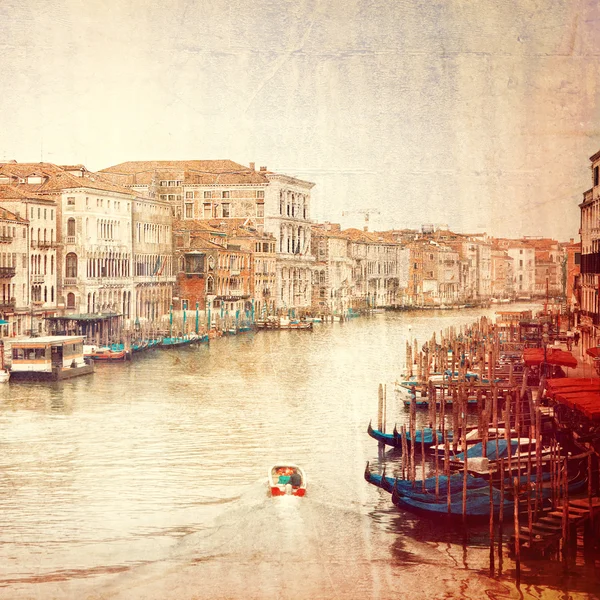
[341,208,381,232]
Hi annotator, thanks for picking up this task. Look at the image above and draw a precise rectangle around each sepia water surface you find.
[0,306,597,599]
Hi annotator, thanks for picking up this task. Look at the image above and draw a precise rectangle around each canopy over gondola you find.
[544,377,600,420]
[522,347,578,369]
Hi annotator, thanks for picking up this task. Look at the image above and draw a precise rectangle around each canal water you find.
[0,305,597,599]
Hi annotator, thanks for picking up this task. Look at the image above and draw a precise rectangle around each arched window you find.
[67,218,76,237]
[50,255,54,275]
[207,276,214,294]
[67,292,76,309]
[66,253,78,278]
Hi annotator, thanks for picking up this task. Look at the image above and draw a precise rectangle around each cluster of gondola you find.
[364,312,590,522]
[364,430,587,520]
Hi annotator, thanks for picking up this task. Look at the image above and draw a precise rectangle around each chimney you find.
[249,162,255,171]
[259,166,267,172]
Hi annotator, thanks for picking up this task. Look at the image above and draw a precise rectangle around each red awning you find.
[586,347,600,359]
[546,377,600,396]
[554,391,600,420]
[522,347,578,369]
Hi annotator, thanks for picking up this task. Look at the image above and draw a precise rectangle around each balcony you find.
[65,236,76,245]
[38,240,58,249]
[0,267,16,279]
[63,277,77,286]
[0,235,13,244]
[32,274,44,284]
[0,298,15,310]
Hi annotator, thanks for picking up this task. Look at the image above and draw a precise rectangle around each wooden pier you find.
[512,497,600,559]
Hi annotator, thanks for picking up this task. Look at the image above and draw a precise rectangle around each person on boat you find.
[277,468,290,484]
[289,470,302,488]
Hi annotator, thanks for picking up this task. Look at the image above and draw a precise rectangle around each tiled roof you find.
[99,160,269,186]
[0,162,137,197]
[0,185,55,203]
[173,219,224,234]
[0,205,27,223]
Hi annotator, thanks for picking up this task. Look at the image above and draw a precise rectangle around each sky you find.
[1,0,599,240]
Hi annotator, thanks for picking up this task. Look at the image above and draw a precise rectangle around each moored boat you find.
[367,421,444,449]
[269,464,307,496]
[85,345,128,361]
[9,336,94,381]
[289,320,313,330]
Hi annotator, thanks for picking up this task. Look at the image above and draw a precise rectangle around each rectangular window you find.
[67,197,75,206]
[168,195,175,202]
[595,165,599,187]
[256,203,264,217]
[222,191,230,199]
[222,203,230,218]
[185,203,193,218]
[203,203,212,218]
[204,191,212,199]
[185,191,194,199]
[256,190,264,199]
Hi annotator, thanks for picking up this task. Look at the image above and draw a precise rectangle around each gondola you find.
[160,333,199,348]
[367,421,443,449]
[391,479,513,518]
[364,462,489,495]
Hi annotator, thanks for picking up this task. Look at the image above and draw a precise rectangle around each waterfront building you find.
[436,232,492,303]
[0,184,55,336]
[172,220,252,325]
[407,239,460,306]
[0,162,176,341]
[519,238,565,300]
[346,228,409,309]
[100,160,315,311]
[132,196,174,323]
[502,242,536,299]
[311,223,353,315]
[490,245,514,300]
[578,148,600,348]
[214,220,277,318]
[564,239,581,321]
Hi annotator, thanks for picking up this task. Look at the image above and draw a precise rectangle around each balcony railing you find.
[32,274,44,284]
[0,267,16,278]
[38,240,58,249]
[0,298,15,309]
[0,235,13,243]
[63,277,77,286]
[65,236,76,245]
